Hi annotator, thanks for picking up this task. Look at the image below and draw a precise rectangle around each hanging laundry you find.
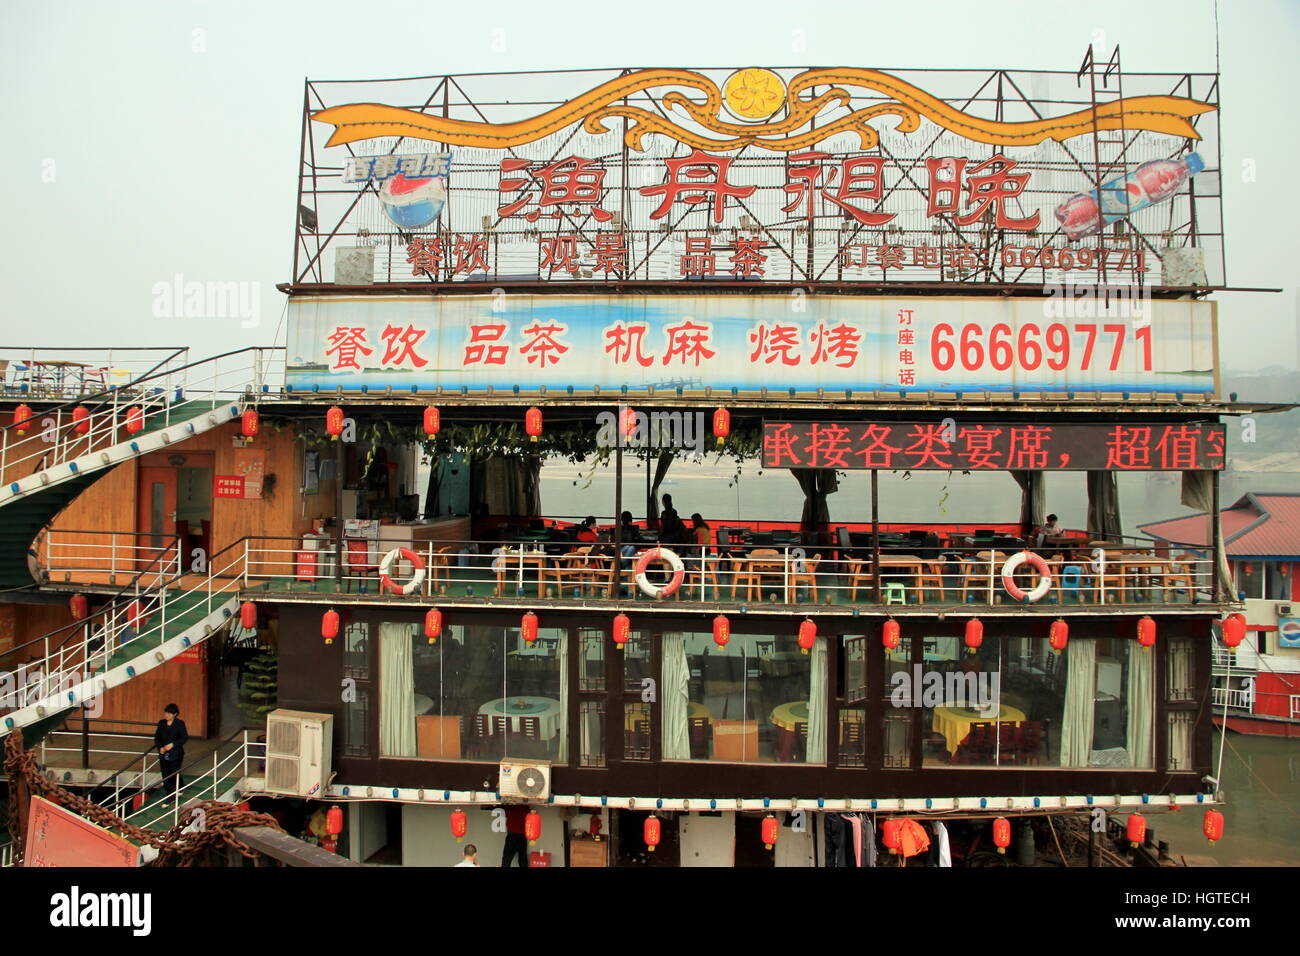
[897,818,931,860]
[932,820,952,867]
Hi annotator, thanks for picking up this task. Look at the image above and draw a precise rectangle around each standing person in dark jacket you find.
[154,703,188,802]
[501,804,531,868]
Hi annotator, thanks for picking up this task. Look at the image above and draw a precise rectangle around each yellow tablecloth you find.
[932,704,1026,755]
[769,700,809,732]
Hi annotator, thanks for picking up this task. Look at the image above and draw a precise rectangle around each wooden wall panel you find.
[94,649,209,738]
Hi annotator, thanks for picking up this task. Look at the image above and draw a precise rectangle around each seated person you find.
[618,510,644,544]
[1035,514,1060,548]
[575,516,599,543]
[658,511,690,545]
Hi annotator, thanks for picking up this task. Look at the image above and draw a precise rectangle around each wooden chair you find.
[1017,720,1044,765]
[918,560,945,603]
[960,552,1006,604]
[427,544,457,593]
[1161,558,1196,602]
[733,548,783,602]
[625,718,652,760]
[845,557,874,602]
[952,721,995,764]
[684,552,720,601]
[466,713,491,759]
[343,538,377,592]
[786,554,821,603]
[838,716,864,767]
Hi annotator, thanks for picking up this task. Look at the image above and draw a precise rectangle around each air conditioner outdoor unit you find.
[499,759,551,801]
[265,709,333,798]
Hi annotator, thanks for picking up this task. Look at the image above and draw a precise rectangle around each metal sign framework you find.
[291,48,1224,291]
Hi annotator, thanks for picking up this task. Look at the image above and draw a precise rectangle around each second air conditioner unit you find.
[499,759,551,801]
[265,709,333,798]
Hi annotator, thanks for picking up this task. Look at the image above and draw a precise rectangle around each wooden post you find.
[334,438,345,589]
[610,411,623,600]
[871,470,881,603]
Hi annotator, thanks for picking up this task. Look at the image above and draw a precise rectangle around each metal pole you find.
[610,408,623,600]
[1211,469,1223,602]
[334,437,344,590]
[871,470,881,603]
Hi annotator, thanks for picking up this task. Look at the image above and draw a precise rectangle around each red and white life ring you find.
[1002,550,1053,603]
[634,547,685,599]
[378,547,426,596]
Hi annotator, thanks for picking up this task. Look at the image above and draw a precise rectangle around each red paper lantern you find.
[326,804,344,836]
[71,406,91,435]
[521,611,539,644]
[69,594,89,621]
[621,406,637,437]
[882,619,901,651]
[612,613,630,650]
[525,407,543,441]
[761,813,780,850]
[239,601,257,630]
[881,819,902,855]
[1203,809,1224,845]
[798,618,816,654]
[1136,615,1156,649]
[241,408,259,440]
[525,809,542,845]
[644,814,661,852]
[712,408,730,446]
[13,403,32,436]
[322,608,339,644]
[1126,813,1147,848]
[712,614,730,648]
[326,406,345,440]
[992,817,1011,854]
[964,618,983,653]
[423,406,441,439]
[125,406,145,435]
[450,808,468,842]
[1221,614,1246,650]
[424,608,442,644]
[1049,618,1069,653]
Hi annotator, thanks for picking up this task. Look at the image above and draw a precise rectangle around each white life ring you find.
[634,547,685,599]
[1002,550,1052,603]
[378,547,426,596]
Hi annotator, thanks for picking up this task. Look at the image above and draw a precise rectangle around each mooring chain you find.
[4,733,283,865]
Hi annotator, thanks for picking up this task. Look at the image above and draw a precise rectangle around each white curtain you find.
[1125,644,1154,768]
[557,634,569,764]
[379,622,416,757]
[1059,640,1096,767]
[1168,713,1193,770]
[805,638,827,763]
[661,632,691,760]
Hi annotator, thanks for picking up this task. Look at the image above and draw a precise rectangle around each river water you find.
[538,459,1300,866]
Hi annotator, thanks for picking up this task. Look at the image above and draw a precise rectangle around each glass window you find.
[579,701,606,767]
[884,634,916,767]
[1166,711,1194,770]
[342,686,370,757]
[1166,637,1195,701]
[661,630,818,764]
[379,621,567,764]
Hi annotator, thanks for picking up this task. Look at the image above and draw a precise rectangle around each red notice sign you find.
[214,475,245,498]
[24,795,141,867]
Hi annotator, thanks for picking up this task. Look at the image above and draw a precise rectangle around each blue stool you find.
[1060,565,1085,603]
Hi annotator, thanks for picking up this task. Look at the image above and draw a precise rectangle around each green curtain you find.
[1125,643,1154,768]
[661,632,690,760]
[1059,639,1096,767]
[805,638,827,764]
[379,622,416,757]
[557,634,569,764]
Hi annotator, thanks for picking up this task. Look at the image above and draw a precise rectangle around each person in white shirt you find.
[1036,514,1060,548]
[455,844,479,867]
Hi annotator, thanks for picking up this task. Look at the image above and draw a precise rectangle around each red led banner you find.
[761,421,1226,471]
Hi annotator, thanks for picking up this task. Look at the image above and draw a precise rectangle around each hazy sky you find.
[2,0,1296,373]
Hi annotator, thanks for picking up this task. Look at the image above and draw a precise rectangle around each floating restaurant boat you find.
[0,52,1288,867]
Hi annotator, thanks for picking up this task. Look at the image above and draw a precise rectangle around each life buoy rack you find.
[634,547,685,599]
[378,547,426,596]
[1002,550,1052,603]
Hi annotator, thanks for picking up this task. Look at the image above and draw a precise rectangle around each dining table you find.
[932,703,1026,756]
[478,696,563,739]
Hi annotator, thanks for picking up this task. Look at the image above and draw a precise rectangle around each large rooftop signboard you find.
[293,61,1223,289]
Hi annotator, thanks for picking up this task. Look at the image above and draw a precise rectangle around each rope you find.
[4,732,285,866]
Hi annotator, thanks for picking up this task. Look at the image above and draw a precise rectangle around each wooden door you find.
[137,466,178,569]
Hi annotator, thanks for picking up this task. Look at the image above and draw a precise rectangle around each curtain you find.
[1059,639,1097,767]
[648,452,674,525]
[379,622,416,757]
[557,634,569,764]
[1125,643,1154,768]
[1011,471,1047,538]
[1086,471,1122,541]
[805,638,827,763]
[661,632,691,760]
[1168,714,1193,770]
[790,468,839,544]
[470,455,541,518]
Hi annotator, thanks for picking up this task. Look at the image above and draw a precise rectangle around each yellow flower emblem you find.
[723,68,785,121]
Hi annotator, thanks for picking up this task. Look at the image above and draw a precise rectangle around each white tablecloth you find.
[478,697,563,740]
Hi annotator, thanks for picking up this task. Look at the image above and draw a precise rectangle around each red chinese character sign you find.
[287,294,1217,397]
[761,421,1226,471]
[297,65,1223,287]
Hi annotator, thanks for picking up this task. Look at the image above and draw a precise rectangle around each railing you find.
[0,346,283,493]
[42,529,184,585]
[38,716,159,770]
[116,731,265,832]
[1212,686,1253,710]
[0,347,191,401]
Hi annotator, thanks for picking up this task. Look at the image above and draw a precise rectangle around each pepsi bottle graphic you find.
[1054,152,1204,240]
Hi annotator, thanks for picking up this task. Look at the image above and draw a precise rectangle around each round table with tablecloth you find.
[932,703,1026,756]
[479,696,563,739]
[769,700,809,732]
